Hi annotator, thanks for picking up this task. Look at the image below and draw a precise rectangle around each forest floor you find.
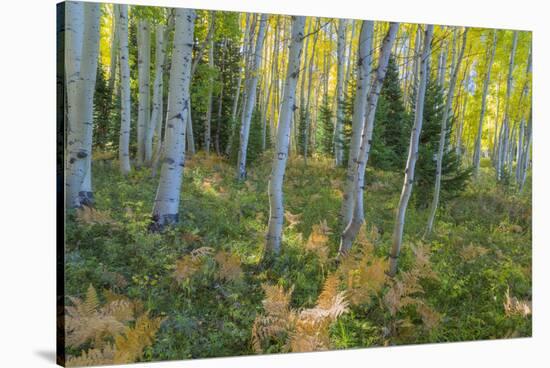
[65,152,532,361]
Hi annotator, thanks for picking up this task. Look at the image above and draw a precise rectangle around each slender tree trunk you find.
[519,111,532,192]
[65,2,100,209]
[340,21,374,228]
[204,13,216,154]
[303,21,320,163]
[215,39,226,156]
[237,14,267,180]
[492,78,502,161]
[136,20,151,167]
[145,24,166,166]
[339,23,399,254]
[266,16,306,254]
[117,4,131,175]
[108,4,119,98]
[151,11,175,178]
[389,25,434,276]
[497,31,518,181]
[473,30,497,177]
[515,47,532,184]
[425,28,468,236]
[334,19,347,166]
[151,9,195,229]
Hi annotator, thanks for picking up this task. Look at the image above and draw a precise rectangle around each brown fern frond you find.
[261,283,293,318]
[173,255,202,283]
[190,246,214,261]
[76,206,115,225]
[460,243,489,262]
[114,313,163,364]
[417,302,442,330]
[305,223,330,264]
[503,287,532,317]
[214,251,243,282]
[66,345,115,367]
[316,274,340,309]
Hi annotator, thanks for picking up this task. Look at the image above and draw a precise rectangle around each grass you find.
[65,153,532,361]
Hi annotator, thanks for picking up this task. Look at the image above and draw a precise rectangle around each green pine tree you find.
[371,56,411,171]
[413,77,472,208]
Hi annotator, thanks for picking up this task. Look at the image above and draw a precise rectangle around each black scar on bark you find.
[149,213,179,233]
[69,157,76,164]
[78,191,94,207]
[76,151,88,159]
[164,157,175,164]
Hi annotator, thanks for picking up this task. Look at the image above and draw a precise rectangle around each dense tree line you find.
[64,3,532,275]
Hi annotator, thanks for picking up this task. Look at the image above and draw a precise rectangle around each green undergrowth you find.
[65,153,532,361]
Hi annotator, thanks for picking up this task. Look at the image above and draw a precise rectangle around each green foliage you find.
[229,108,266,165]
[316,97,334,155]
[371,56,411,171]
[93,65,118,151]
[413,78,472,208]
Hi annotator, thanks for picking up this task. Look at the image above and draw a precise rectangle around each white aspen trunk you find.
[145,24,166,165]
[231,13,251,122]
[136,20,151,167]
[236,14,267,180]
[497,31,518,181]
[204,38,214,154]
[108,4,119,96]
[151,8,195,229]
[65,2,100,209]
[269,17,280,145]
[340,21,374,228]
[339,23,399,254]
[260,33,271,152]
[515,120,524,182]
[117,4,132,175]
[519,111,532,193]
[151,14,174,177]
[266,16,306,254]
[389,25,434,276]
[344,20,356,88]
[204,12,216,154]
[334,19,347,166]
[492,79,501,161]
[303,21,320,162]
[515,47,532,183]
[436,40,447,87]
[425,28,468,236]
[473,30,497,177]
[215,39,226,155]
[64,1,83,150]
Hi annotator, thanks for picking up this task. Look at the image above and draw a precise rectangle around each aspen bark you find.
[473,30,497,177]
[151,8,195,229]
[136,20,151,167]
[237,14,267,180]
[497,31,518,181]
[389,25,434,276]
[266,16,306,254]
[425,28,468,236]
[118,4,131,175]
[515,47,532,184]
[334,19,347,166]
[145,24,166,165]
[340,21,374,228]
[303,21,320,162]
[204,13,216,154]
[108,4,119,97]
[65,2,100,209]
[339,22,399,254]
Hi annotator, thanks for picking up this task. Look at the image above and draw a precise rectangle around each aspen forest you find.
[60,2,532,365]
